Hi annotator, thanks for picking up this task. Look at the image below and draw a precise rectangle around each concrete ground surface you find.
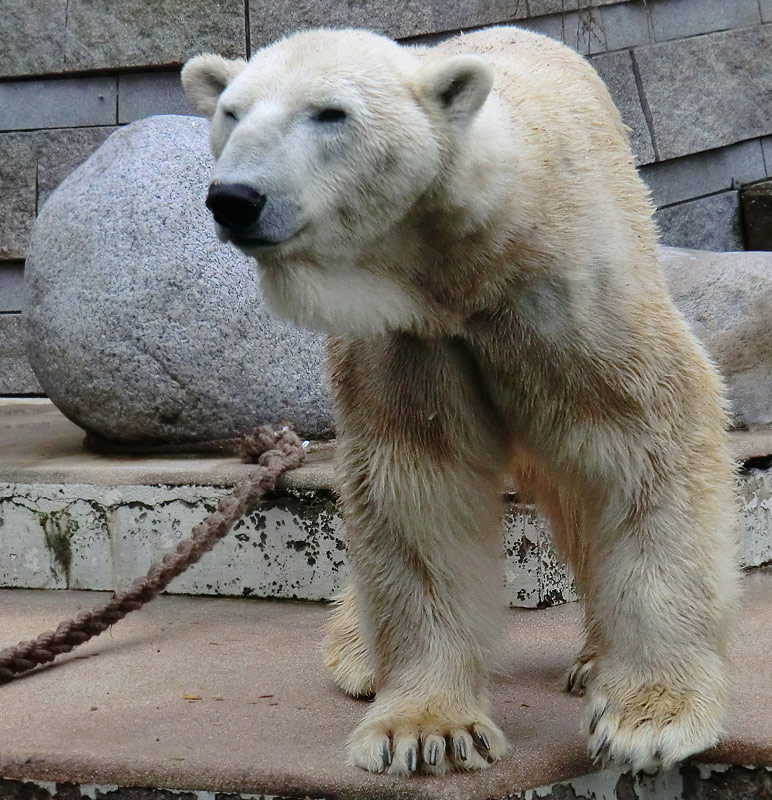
[0,570,771,800]
[0,399,336,491]
[2,398,771,489]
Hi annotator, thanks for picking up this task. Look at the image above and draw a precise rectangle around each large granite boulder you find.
[662,246,772,430]
[25,115,334,445]
[22,116,771,445]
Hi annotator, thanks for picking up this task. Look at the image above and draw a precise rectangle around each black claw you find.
[591,731,610,763]
[473,729,491,752]
[589,703,608,735]
[427,740,440,766]
[455,736,468,761]
[381,740,392,770]
[407,744,418,773]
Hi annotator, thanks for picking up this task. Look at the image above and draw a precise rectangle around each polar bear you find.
[182,27,739,777]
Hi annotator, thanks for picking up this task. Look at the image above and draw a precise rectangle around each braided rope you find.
[0,425,305,684]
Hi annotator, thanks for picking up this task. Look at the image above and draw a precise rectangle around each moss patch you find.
[39,509,79,583]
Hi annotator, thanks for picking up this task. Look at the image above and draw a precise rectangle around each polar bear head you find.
[182,29,495,335]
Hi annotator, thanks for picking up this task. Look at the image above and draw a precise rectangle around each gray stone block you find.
[0,263,25,313]
[639,140,767,208]
[25,116,334,444]
[635,27,772,161]
[662,247,772,429]
[655,191,744,252]
[0,315,42,394]
[118,72,200,124]
[561,8,607,55]
[762,136,772,177]
[0,133,36,260]
[0,78,117,132]
[64,0,246,71]
[506,0,529,21]
[649,0,760,43]
[527,0,621,14]
[0,128,119,260]
[521,8,610,56]
[762,0,772,23]
[0,0,66,78]
[591,51,655,166]
[600,1,650,51]
[249,0,511,48]
[518,13,564,42]
[436,0,521,29]
[37,127,118,210]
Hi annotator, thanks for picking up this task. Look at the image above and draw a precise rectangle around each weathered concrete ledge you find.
[0,570,771,800]
[0,401,770,608]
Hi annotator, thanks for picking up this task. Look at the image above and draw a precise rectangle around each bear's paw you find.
[347,705,509,776]
[584,676,724,773]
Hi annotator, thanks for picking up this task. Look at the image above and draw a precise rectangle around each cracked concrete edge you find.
[0,482,573,607]
[511,763,772,799]
[4,764,772,799]
[0,779,314,799]
[1,469,770,607]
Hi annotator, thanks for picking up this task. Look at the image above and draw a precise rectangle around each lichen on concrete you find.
[737,466,772,568]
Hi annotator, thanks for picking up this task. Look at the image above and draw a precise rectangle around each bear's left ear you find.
[181,53,247,118]
[415,55,494,122]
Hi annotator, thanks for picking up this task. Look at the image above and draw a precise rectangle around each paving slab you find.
[0,400,335,490]
[654,191,745,253]
[2,400,770,490]
[0,263,25,313]
[0,570,771,799]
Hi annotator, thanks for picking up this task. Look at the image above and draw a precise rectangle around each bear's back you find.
[431,27,630,170]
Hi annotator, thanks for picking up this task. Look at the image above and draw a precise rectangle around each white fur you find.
[183,26,740,779]
[256,258,427,337]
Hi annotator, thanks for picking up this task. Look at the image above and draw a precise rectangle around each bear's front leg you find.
[328,335,511,776]
[580,448,739,773]
[340,444,510,775]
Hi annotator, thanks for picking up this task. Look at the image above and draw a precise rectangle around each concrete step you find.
[1,400,771,608]
[1,569,771,800]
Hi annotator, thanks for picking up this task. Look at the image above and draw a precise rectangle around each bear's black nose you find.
[206,182,267,229]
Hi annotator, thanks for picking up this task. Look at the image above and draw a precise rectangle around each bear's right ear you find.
[181,54,247,118]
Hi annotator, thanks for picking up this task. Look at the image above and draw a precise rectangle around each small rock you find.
[24,115,333,445]
[661,246,772,429]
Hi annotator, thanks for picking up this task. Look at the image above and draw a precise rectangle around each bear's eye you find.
[223,109,238,121]
[313,107,347,123]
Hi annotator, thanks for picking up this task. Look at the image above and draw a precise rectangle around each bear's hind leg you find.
[511,451,597,696]
[325,583,376,700]
[565,610,600,696]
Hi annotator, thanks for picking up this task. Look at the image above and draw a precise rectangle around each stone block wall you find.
[1,0,771,395]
